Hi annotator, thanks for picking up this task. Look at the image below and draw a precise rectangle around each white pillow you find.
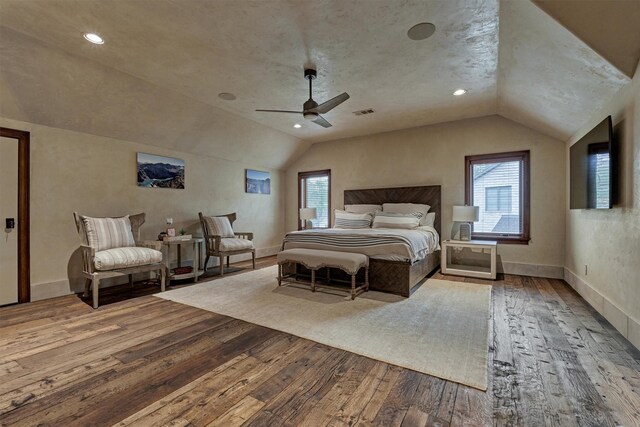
[344,204,383,214]
[83,215,136,251]
[382,203,431,226]
[372,211,422,230]
[423,212,436,228]
[334,210,373,229]
[203,215,234,238]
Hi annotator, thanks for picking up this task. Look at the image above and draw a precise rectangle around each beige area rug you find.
[156,266,492,390]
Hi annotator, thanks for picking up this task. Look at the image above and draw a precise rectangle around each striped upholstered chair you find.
[198,212,255,276]
[73,212,166,308]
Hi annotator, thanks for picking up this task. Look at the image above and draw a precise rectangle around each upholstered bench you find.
[277,248,369,300]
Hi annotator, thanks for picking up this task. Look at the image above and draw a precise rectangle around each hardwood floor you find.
[0,256,638,426]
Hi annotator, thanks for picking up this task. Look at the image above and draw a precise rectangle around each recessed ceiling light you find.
[218,92,236,101]
[83,33,104,44]
[293,123,302,129]
[453,89,467,96]
[407,23,436,41]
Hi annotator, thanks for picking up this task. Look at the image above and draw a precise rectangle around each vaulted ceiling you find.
[0,0,637,169]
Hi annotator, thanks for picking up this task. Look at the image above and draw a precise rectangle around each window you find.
[485,186,512,213]
[298,170,331,229]
[465,151,530,244]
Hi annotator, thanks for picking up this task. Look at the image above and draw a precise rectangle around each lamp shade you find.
[299,207,317,221]
[452,205,479,222]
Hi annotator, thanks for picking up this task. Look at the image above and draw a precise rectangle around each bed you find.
[282,185,441,297]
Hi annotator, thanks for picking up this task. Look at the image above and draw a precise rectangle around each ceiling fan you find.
[256,68,350,128]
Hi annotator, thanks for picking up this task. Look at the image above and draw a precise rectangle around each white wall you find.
[0,117,284,300]
[285,115,566,277]
[565,62,640,349]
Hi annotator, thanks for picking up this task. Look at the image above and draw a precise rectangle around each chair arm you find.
[234,232,253,240]
[204,234,223,252]
[139,240,163,251]
[80,244,96,274]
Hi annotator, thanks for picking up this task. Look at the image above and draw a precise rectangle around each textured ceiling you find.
[533,0,640,79]
[497,0,629,141]
[0,0,635,168]
[0,25,307,170]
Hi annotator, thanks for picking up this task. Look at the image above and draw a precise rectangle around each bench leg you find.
[277,263,282,286]
[311,270,316,292]
[365,267,369,292]
[351,274,356,300]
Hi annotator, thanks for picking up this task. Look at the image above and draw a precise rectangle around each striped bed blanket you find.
[282,227,440,263]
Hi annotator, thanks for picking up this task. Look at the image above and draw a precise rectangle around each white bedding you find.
[282,226,440,263]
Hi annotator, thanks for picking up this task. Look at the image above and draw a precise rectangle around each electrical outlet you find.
[585,264,588,275]
[166,217,173,225]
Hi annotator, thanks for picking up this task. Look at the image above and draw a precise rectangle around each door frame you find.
[0,127,30,303]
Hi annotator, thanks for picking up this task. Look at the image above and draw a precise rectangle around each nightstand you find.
[441,240,497,280]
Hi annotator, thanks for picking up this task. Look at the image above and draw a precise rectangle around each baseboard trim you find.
[28,246,282,302]
[500,262,564,279]
[31,280,73,301]
[258,245,281,258]
[564,267,640,350]
[199,245,280,268]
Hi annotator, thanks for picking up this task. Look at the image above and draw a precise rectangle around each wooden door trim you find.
[1,127,30,303]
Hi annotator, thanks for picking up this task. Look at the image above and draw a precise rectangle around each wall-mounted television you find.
[570,116,617,209]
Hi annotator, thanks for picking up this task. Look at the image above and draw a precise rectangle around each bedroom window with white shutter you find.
[465,151,530,244]
[298,170,331,229]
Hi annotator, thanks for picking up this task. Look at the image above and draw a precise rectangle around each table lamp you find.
[452,205,479,241]
[299,207,317,230]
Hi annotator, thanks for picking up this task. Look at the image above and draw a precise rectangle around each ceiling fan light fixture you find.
[83,33,104,44]
[453,89,467,96]
[255,67,348,129]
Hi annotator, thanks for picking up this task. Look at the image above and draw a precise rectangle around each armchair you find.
[198,212,256,276]
[73,212,166,308]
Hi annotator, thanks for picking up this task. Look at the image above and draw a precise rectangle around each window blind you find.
[301,174,329,228]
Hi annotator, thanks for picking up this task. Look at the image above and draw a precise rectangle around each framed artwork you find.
[246,169,270,194]
[137,152,185,189]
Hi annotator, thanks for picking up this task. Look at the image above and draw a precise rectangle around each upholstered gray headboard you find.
[343,185,441,236]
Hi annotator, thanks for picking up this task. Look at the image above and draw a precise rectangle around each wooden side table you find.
[441,240,497,280]
[160,238,204,284]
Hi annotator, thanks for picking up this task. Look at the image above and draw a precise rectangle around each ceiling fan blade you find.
[315,92,350,114]
[312,115,332,128]
[255,109,302,114]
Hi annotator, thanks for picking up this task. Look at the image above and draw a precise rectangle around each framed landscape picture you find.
[246,169,270,194]
[137,153,185,189]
